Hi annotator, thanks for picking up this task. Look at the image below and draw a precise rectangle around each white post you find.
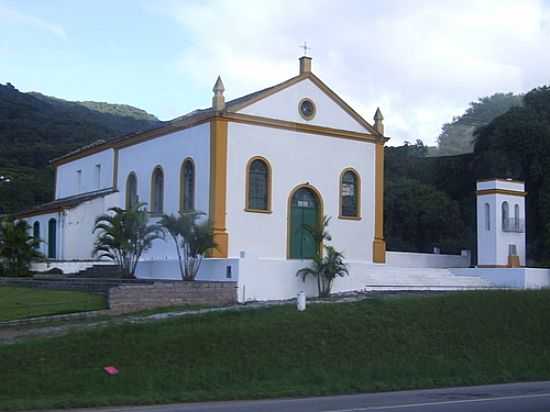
[297,291,306,311]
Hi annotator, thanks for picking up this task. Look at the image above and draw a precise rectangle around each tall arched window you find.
[126,173,138,209]
[484,203,490,231]
[48,218,57,259]
[514,204,520,220]
[246,157,271,212]
[502,201,509,229]
[340,169,360,218]
[150,166,164,214]
[33,221,40,248]
[180,159,195,211]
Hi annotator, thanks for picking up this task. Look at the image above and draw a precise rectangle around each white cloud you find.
[163,0,550,145]
[0,3,66,39]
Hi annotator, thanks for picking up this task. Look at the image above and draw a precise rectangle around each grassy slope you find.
[0,287,106,322]
[2,290,550,410]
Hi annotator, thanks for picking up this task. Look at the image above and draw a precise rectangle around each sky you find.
[1,0,549,146]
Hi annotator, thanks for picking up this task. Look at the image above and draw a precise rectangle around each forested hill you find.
[0,82,163,213]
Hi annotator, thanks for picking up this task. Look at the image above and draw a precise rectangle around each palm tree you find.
[318,246,349,297]
[303,215,332,256]
[160,211,216,281]
[0,217,43,276]
[92,203,163,278]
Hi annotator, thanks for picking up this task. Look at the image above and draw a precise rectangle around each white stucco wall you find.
[225,122,376,262]
[135,258,239,282]
[386,251,470,268]
[476,184,525,267]
[55,149,114,199]
[238,78,369,133]
[62,192,120,260]
[116,122,211,260]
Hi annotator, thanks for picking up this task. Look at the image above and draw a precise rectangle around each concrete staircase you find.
[362,265,494,291]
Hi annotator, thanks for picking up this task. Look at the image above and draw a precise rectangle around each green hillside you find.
[0,83,162,214]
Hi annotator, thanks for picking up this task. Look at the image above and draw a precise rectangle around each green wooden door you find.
[48,218,56,259]
[290,188,319,259]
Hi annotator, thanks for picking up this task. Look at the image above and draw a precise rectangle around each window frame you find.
[150,166,164,215]
[126,172,138,210]
[338,168,361,220]
[180,158,196,212]
[245,156,272,213]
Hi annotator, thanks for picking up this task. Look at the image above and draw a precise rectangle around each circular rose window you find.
[299,98,316,120]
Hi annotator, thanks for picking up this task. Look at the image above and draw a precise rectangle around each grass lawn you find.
[0,287,106,322]
[2,290,550,410]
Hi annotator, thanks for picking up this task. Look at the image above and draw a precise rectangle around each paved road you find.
[41,381,550,412]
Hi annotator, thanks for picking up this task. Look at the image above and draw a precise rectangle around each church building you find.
[17,56,391,300]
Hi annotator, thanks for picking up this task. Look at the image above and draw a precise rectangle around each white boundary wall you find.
[451,267,550,289]
[386,251,470,268]
[136,258,239,283]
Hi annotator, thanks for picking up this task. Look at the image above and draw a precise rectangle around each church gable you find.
[230,75,376,135]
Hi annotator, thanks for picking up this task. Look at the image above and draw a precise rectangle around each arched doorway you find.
[288,185,322,259]
[48,218,57,259]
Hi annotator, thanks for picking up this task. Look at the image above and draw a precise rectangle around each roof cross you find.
[299,41,311,57]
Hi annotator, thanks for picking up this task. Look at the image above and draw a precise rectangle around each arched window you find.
[33,221,40,248]
[514,204,520,220]
[126,173,138,209]
[502,201,509,229]
[180,159,195,211]
[150,166,164,214]
[340,169,360,218]
[484,203,490,231]
[246,157,271,211]
[48,218,57,259]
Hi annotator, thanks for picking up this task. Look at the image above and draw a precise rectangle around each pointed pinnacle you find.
[213,76,225,94]
[374,107,384,121]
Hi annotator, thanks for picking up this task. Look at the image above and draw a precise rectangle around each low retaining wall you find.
[108,281,238,314]
[386,251,471,268]
[0,276,152,294]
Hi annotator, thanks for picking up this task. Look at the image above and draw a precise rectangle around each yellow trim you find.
[373,142,386,263]
[298,97,316,121]
[223,112,384,144]
[150,165,164,214]
[125,172,138,209]
[338,168,361,220]
[209,118,229,258]
[179,157,196,212]
[476,189,527,197]
[286,183,324,260]
[244,156,272,213]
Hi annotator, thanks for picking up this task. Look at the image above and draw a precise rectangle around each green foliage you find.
[437,93,523,155]
[473,85,550,262]
[0,83,161,214]
[2,290,550,410]
[297,218,349,297]
[0,287,106,321]
[93,203,163,277]
[385,177,466,253]
[0,216,43,276]
[160,211,217,281]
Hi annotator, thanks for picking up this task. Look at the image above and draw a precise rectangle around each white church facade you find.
[17,57,550,300]
[18,57,391,300]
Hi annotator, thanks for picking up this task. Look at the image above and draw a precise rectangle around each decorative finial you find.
[299,41,311,57]
[374,107,384,134]
[212,75,225,110]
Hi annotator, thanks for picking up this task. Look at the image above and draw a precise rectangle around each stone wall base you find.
[108,280,238,314]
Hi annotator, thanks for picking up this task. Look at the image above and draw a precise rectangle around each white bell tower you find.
[476,179,526,267]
